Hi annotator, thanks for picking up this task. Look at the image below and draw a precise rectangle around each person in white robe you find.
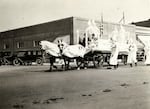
[85,20,100,48]
[109,41,119,69]
[144,43,150,65]
[108,27,119,69]
[127,40,137,67]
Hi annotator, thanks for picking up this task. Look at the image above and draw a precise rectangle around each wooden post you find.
[85,31,88,48]
[76,30,79,44]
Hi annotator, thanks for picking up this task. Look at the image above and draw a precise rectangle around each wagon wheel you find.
[13,58,20,66]
[106,55,110,65]
[123,55,127,65]
[93,56,100,68]
[98,55,104,67]
[94,55,104,68]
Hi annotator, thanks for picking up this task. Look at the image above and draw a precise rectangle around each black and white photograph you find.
[0,0,150,109]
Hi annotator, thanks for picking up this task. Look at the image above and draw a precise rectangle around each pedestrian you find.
[127,39,137,67]
[144,43,150,65]
[109,41,119,69]
[108,27,119,69]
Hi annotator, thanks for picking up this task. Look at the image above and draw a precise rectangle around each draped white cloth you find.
[85,20,100,48]
[110,26,129,53]
[127,43,137,64]
[92,39,111,52]
[87,40,128,56]
[89,39,129,54]
[40,40,86,58]
[109,27,119,65]
[144,45,150,65]
[118,43,129,53]
[118,25,127,44]
[40,40,61,57]
[62,44,87,58]
[137,36,150,65]
[109,42,119,65]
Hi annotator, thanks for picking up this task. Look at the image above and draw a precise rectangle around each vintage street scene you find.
[0,0,150,109]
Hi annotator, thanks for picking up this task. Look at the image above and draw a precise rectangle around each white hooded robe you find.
[109,43,119,65]
[144,45,150,65]
[127,43,137,64]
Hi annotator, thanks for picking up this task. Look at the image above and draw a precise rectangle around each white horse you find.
[40,40,63,71]
[40,40,61,57]
[57,40,87,70]
[40,40,87,71]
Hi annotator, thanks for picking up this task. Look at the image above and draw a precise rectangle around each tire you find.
[13,58,20,66]
[36,58,43,65]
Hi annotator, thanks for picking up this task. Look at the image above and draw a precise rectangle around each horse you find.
[40,40,63,71]
[57,40,87,70]
[40,40,87,71]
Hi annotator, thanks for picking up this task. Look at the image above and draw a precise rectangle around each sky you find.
[0,0,150,32]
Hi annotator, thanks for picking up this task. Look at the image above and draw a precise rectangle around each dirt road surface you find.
[0,63,150,109]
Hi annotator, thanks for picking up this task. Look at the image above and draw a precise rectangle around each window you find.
[37,51,42,55]
[27,51,31,55]
[17,42,24,48]
[33,51,36,55]
[33,41,40,47]
[3,44,9,49]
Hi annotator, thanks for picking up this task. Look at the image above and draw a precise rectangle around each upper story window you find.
[17,42,24,48]
[33,41,40,47]
[3,44,9,49]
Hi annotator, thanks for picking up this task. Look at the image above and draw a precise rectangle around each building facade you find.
[0,17,137,65]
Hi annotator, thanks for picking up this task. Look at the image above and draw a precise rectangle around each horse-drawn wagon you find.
[40,19,131,71]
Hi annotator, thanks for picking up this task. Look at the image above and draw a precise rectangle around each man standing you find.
[108,27,119,69]
[109,41,119,69]
[144,42,150,65]
[127,39,137,67]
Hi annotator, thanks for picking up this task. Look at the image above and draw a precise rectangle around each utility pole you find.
[119,12,125,24]
[100,13,104,38]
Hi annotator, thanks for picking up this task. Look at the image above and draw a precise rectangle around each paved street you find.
[0,63,150,109]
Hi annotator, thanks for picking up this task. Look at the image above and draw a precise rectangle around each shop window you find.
[28,51,31,55]
[3,44,9,49]
[37,51,42,55]
[33,41,40,47]
[33,51,36,55]
[17,42,24,48]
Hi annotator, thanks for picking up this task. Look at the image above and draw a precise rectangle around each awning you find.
[137,36,150,45]
[137,36,150,49]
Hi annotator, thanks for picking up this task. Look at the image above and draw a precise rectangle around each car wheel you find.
[36,58,43,65]
[13,58,20,66]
